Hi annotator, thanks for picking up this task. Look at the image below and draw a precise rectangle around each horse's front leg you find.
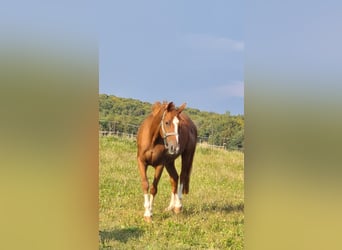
[165,162,182,213]
[138,158,152,222]
[148,164,164,218]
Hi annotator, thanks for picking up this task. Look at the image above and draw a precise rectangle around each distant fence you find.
[99,130,136,139]
[98,120,236,148]
[99,131,228,150]
[197,143,226,150]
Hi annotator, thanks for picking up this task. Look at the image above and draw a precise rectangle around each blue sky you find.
[3,1,341,116]
[99,1,243,115]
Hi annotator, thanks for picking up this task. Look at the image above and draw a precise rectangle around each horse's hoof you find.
[144,216,152,223]
[165,206,173,212]
[173,206,182,214]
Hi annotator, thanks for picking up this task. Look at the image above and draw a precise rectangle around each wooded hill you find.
[99,94,244,150]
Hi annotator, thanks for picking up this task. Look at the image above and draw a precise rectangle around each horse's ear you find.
[177,103,187,114]
[166,102,175,111]
[152,102,162,116]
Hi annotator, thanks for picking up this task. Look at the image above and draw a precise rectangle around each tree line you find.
[99,94,244,151]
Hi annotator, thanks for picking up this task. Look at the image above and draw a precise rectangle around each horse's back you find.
[180,113,197,146]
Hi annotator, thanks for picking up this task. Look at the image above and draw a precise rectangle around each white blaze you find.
[172,116,179,144]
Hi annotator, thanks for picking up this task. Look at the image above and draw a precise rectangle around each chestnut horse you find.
[137,101,197,222]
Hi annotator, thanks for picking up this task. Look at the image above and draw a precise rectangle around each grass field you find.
[99,136,244,249]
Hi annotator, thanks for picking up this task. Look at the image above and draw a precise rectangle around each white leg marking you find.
[177,183,183,200]
[166,193,175,211]
[144,194,152,217]
[166,192,182,210]
[174,193,182,208]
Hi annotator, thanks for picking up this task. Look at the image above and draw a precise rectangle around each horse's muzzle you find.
[167,143,179,155]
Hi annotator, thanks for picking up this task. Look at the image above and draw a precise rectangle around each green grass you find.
[99,136,244,249]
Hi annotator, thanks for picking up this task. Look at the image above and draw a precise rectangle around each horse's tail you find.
[180,118,197,194]
[181,143,196,194]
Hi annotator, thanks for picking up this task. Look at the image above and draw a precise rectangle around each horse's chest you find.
[145,146,180,166]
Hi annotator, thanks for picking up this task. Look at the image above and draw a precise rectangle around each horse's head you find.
[160,102,186,155]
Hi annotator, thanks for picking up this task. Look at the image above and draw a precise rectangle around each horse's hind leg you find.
[149,164,164,217]
[165,161,182,213]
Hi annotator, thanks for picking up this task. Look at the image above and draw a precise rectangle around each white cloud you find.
[182,34,244,52]
[215,81,244,98]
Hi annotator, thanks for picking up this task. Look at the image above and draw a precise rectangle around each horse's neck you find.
[150,112,163,146]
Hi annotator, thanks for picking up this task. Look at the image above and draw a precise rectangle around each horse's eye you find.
[165,121,170,126]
